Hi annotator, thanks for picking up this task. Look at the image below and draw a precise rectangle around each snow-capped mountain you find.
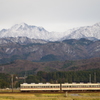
[64,22,100,40]
[0,22,100,41]
[0,23,65,41]
[0,23,49,40]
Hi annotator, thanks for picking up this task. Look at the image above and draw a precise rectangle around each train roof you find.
[20,83,100,86]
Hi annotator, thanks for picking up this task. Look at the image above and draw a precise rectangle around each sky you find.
[0,0,100,32]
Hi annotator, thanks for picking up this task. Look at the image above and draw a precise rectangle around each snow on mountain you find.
[0,23,68,41]
[0,37,47,45]
[0,22,100,41]
[63,22,100,40]
[0,23,49,40]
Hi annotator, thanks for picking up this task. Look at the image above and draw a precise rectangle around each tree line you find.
[0,69,100,88]
[26,70,100,84]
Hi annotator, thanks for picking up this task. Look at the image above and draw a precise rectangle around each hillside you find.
[0,38,100,64]
[0,57,100,75]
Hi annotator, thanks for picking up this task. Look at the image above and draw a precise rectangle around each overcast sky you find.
[0,0,100,32]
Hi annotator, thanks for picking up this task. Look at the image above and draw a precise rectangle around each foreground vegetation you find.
[0,92,100,100]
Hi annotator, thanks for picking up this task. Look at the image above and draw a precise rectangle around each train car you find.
[20,83,61,92]
[20,83,100,92]
[62,83,100,91]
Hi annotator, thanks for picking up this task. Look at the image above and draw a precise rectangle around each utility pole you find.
[11,74,13,92]
[24,65,27,83]
[89,74,91,83]
[94,72,96,83]
[24,71,26,83]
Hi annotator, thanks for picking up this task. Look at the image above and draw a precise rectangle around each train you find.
[20,82,100,92]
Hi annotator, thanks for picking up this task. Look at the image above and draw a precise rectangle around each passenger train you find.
[20,83,100,92]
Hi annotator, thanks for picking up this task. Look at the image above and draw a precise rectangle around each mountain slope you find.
[0,57,100,74]
[0,23,50,40]
[64,22,100,40]
[0,38,100,64]
[0,23,64,41]
[0,37,47,45]
[0,22,100,41]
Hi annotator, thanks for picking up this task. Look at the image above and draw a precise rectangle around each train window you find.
[95,85,97,87]
[48,86,50,88]
[72,85,76,87]
[50,86,55,88]
[63,86,65,88]
[36,86,38,88]
[85,85,88,87]
[46,86,49,88]
[83,85,86,87]
[21,86,25,88]
[91,85,94,87]
[64,86,68,88]
[39,86,42,88]
[45,86,47,88]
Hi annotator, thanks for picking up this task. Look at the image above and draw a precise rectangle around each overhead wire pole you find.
[24,71,26,83]
[11,74,13,92]
[24,64,27,83]
[89,74,91,83]
[94,72,96,83]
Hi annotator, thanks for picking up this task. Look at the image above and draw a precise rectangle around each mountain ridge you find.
[0,22,100,41]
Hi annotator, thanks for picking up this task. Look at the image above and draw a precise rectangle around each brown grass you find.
[0,92,100,100]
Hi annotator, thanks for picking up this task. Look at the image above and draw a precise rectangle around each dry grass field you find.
[0,92,100,100]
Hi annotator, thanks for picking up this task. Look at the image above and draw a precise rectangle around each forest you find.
[26,70,100,84]
[0,69,100,88]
